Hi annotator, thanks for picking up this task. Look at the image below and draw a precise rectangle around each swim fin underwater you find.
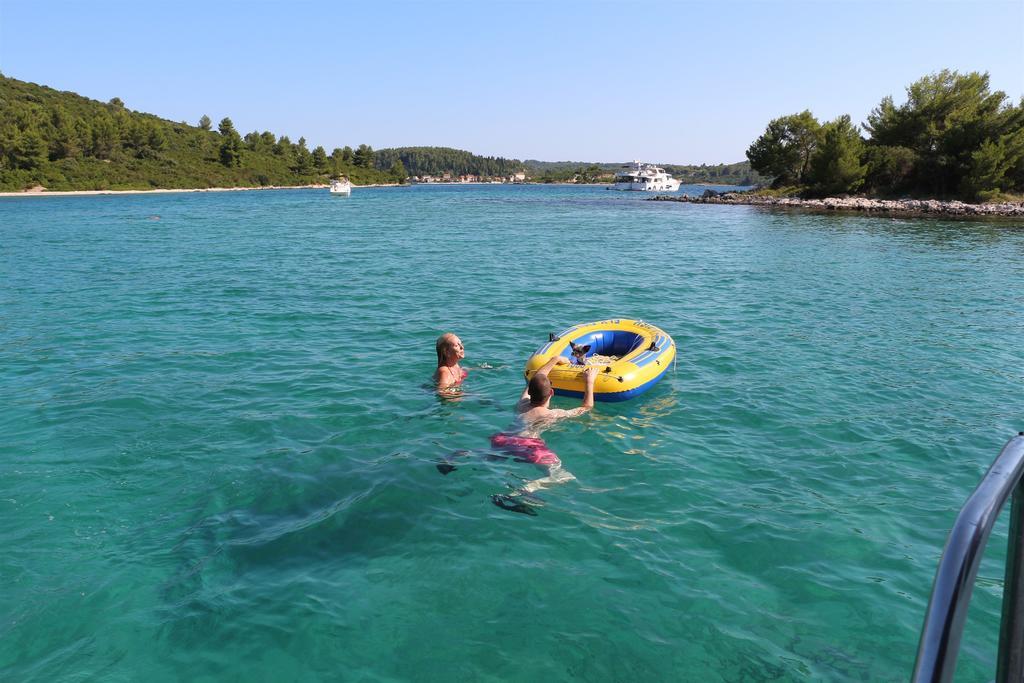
[435,449,473,475]
[434,450,545,515]
[491,492,544,516]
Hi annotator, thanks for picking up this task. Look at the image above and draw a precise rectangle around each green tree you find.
[218,117,236,137]
[146,124,167,155]
[340,145,353,162]
[294,137,312,172]
[865,70,1010,196]
[73,119,93,156]
[863,146,917,196]
[389,159,407,181]
[91,114,118,159]
[52,119,81,160]
[199,114,212,131]
[961,127,1024,200]
[219,122,244,167]
[312,145,328,170]
[11,129,48,169]
[746,110,822,186]
[124,119,148,155]
[580,164,602,183]
[274,135,291,155]
[219,135,242,166]
[353,143,374,168]
[807,115,866,196]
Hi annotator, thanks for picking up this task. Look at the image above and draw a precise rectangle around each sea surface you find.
[1,184,1022,682]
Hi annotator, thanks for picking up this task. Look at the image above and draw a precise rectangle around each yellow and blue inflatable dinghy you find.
[524,319,675,402]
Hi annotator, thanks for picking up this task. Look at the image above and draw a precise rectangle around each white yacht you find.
[609,161,681,192]
[329,178,352,196]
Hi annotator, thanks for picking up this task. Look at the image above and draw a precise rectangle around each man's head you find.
[528,373,553,406]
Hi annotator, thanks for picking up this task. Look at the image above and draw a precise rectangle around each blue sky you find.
[1,0,1021,164]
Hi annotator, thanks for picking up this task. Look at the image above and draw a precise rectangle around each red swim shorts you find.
[490,433,560,466]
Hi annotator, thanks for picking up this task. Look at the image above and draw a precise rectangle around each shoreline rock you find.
[649,192,1024,217]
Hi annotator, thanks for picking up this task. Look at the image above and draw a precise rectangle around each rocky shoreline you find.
[649,191,1024,217]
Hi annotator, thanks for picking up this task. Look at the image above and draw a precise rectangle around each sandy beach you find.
[0,183,406,198]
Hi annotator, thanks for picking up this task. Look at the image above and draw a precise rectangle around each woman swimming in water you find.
[433,332,467,393]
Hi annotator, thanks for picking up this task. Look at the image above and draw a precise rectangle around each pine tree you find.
[353,144,374,168]
[294,137,311,172]
[961,127,1024,200]
[389,159,407,181]
[91,114,118,159]
[312,145,327,170]
[807,115,866,196]
[746,111,822,186]
[219,128,243,167]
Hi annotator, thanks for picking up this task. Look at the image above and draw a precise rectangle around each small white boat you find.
[609,161,681,192]
[329,178,352,196]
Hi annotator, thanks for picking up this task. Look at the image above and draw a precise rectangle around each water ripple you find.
[1,186,1022,680]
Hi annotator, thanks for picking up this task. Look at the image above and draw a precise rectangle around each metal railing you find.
[913,433,1024,683]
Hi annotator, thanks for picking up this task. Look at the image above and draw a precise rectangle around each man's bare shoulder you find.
[528,406,585,420]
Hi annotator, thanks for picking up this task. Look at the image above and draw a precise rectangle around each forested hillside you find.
[374,147,525,177]
[0,75,403,191]
[662,162,764,186]
[524,160,763,185]
[746,70,1024,200]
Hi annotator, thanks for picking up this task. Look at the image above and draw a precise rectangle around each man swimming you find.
[490,356,597,513]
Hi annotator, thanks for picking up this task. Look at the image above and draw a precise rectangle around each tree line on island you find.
[523,160,763,186]
[0,76,386,190]
[746,70,1024,201]
[0,75,526,191]
[4,70,1021,201]
[0,73,761,192]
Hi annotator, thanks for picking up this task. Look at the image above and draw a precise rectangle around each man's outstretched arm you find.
[561,366,597,417]
[581,366,596,410]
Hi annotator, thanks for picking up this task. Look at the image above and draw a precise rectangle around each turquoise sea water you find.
[1,184,1022,681]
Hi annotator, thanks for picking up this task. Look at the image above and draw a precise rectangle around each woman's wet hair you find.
[436,332,457,366]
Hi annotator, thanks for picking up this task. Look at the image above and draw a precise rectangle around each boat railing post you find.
[997,465,1024,683]
[912,434,1024,683]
